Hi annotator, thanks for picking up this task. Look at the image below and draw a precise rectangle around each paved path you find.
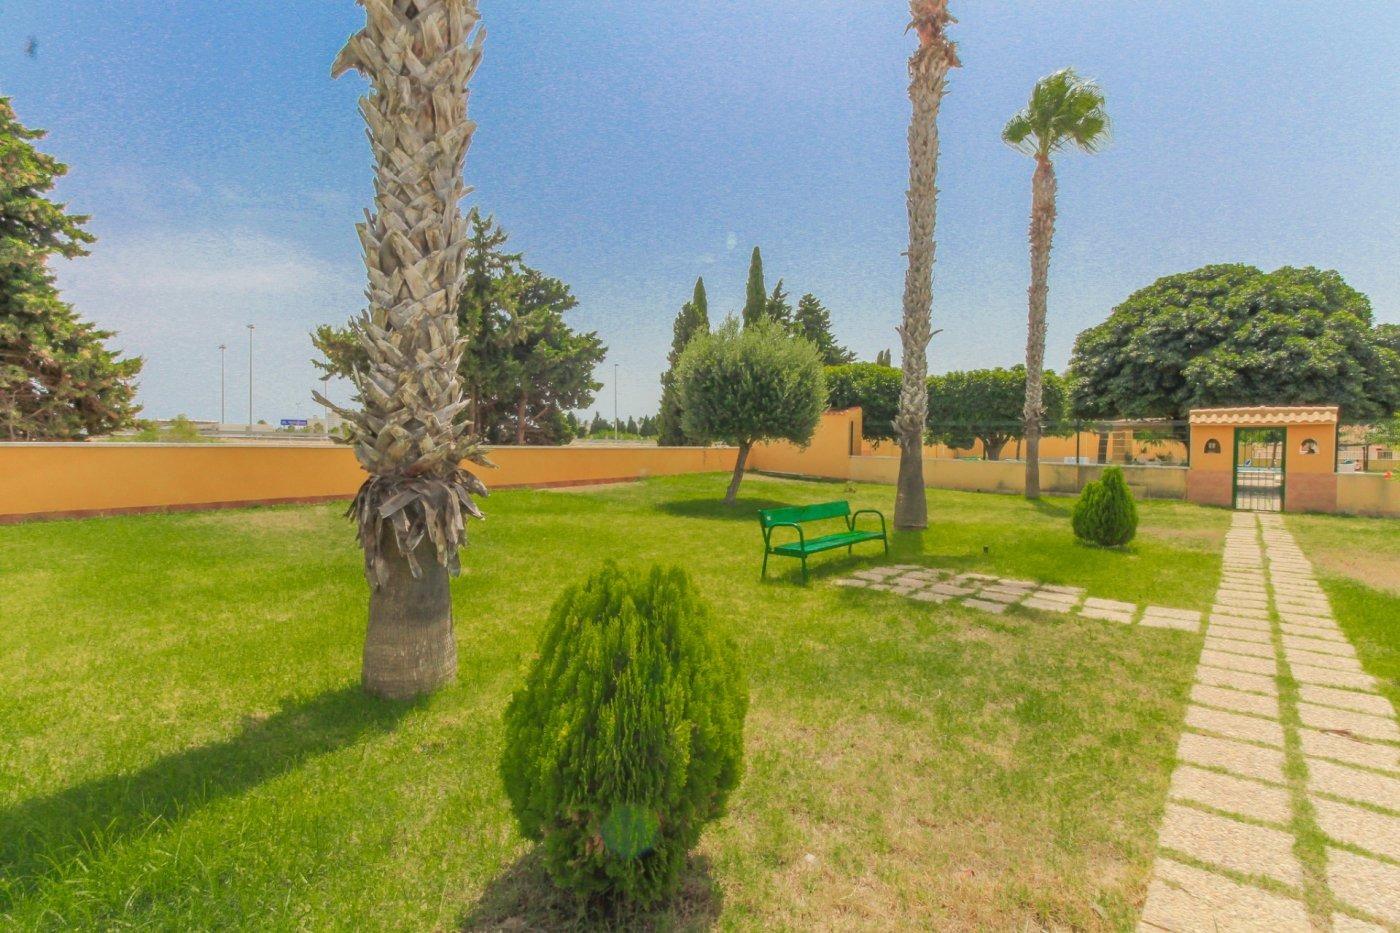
[1139,512,1400,932]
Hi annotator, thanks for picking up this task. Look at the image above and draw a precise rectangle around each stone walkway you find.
[833,565,1202,630]
[1139,512,1400,932]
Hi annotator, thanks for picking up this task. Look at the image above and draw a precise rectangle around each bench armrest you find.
[762,520,805,549]
[848,509,887,537]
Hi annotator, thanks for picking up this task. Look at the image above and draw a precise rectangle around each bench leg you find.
[882,536,889,556]
[801,555,809,584]
[761,549,769,580]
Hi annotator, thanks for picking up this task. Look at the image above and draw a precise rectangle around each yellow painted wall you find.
[0,443,737,521]
[748,408,861,478]
[1336,473,1400,518]
[848,456,1187,499]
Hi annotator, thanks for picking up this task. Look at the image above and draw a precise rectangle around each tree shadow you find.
[461,849,723,932]
[1030,498,1073,518]
[0,685,416,908]
[654,496,794,522]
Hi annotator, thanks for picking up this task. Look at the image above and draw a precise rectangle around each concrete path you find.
[1139,512,1400,932]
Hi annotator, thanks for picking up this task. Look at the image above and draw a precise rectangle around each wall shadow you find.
[0,685,415,908]
[461,849,722,931]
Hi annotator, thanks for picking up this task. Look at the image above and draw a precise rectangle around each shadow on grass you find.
[462,849,722,932]
[654,496,794,522]
[0,685,416,909]
[1030,498,1073,518]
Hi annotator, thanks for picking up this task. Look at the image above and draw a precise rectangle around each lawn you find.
[0,474,1230,929]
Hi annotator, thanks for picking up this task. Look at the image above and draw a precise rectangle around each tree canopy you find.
[793,294,855,366]
[928,366,1068,460]
[1070,264,1400,422]
[657,277,709,446]
[314,211,605,445]
[825,362,901,440]
[0,98,142,439]
[677,318,825,502]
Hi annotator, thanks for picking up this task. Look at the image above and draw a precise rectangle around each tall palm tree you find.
[1002,68,1108,499]
[317,0,489,699]
[894,0,960,531]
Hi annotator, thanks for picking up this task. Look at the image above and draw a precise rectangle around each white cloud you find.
[725,231,738,252]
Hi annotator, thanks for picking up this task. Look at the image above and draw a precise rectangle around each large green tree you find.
[894,0,959,530]
[0,98,141,439]
[825,362,901,440]
[794,294,855,365]
[677,318,825,503]
[1069,264,1400,423]
[1002,68,1109,499]
[928,366,1068,460]
[656,276,709,445]
[314,211,604,446]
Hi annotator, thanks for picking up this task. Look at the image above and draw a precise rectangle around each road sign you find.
[280,419,308,427]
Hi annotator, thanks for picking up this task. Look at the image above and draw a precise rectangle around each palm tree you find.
[1002,68,1108,499]
[316,0,489,699]
[894,0,960,531]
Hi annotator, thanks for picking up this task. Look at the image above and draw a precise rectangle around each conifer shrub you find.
[500,564,748,906]
[1072,465,1139,546]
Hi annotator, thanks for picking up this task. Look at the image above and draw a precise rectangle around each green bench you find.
[758,500,888,583]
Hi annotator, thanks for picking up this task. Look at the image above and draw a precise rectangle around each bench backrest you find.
[758,500,851,528]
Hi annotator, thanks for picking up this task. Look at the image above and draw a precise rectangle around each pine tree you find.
[765,279,793,329]
[741,246,767,328]
[657,277,709,445]
[0,98,142,439]
[793,293,854,365]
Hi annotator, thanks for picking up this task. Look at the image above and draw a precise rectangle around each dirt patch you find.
[186,506,334,534]
[1307,550,1400,596]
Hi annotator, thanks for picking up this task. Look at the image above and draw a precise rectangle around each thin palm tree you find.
[316,0,489,699]
[1002,68,1108,499]
[894,0,960,531]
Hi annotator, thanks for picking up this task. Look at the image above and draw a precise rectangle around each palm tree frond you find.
[1002,67,1110,160]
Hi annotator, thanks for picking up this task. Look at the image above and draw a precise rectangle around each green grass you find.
[0,474,1231,929]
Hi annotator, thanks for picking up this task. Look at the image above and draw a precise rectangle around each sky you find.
[3,1,1397,424]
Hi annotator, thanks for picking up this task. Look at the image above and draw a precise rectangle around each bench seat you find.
[771,529,884,556]
[758,499,887,583]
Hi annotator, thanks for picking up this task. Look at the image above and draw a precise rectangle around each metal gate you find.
[1233,427,1285,511]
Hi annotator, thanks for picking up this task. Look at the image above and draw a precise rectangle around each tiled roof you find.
[1189,406,1340,426]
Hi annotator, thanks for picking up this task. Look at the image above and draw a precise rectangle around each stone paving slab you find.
[929,582,975,596]
[1084,596,1136,613]
[1209,612,1272,632]
[1177,732,1287,784]
[961,597,1007,615]
[1279,611,1337,628]
[1169,764,1292,825]
[1327,848,1400,927]
[1037,583,1085,596]
[974,588,1023,605]
[1212,604,1271,621]
[1290,663,1376,692]
[1280,622,1346,642]
[1027,588,1079,604]
[1281,634,1357,658]
[1313,796,1400,861]
[1080,605,1135,623]
[1284,646,1365,673]
[1191,683,1280,719]
[1139,857,1308,932]
[1308,758,1400,812]
[1186,705,1285,747]
[910,589,952,603]
[1297,684,1396,718]
[1298,728,1400,774]
[1195,665,1279,697]
[1331,913,1388,933]
[1203,635,1276,660]
[1022,596,1075,613]
[1207,621,1273,643]
[1157,803,1303,885]
[1199,649,1278,677]
[1296,702,1400,743]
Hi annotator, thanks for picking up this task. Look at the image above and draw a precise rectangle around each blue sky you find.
[3,1,1397,423]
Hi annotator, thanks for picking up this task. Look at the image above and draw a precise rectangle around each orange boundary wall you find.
[0,443,737,523]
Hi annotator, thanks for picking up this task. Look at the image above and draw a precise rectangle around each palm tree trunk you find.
[363,527,456,699]
[515,390,527,445]
[725,441,752,504]
[894,2,958,531]
[1022,155,1057,499]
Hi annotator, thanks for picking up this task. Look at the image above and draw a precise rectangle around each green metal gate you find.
[1233,427,1286,511]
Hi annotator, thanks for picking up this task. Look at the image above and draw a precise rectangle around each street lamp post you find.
[218,344,227,425]
[246,324,255,435]
[613,363,619,441]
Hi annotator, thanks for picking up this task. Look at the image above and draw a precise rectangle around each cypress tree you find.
[765,279,793,329]
[0,98,142,439]
[793,293,854,365]
[657,277,710,445]
[741,246,767,327]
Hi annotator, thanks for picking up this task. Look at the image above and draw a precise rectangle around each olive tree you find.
[677,318,825,503]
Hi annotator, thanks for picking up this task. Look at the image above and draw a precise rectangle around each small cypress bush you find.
[1072,465,1139,546]
[500,564,748,906]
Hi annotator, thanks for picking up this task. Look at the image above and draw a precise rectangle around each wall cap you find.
[1189,405,1339,426]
